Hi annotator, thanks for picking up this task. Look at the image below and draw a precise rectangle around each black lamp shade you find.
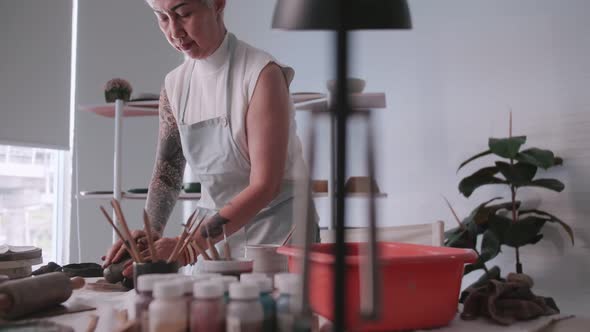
[272,0,412,30]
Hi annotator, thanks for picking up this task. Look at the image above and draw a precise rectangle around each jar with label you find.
[226,282,263,332]
[190,281,225,332]
[242,277,276,332]
[149,280,187,332]
[135,274,176,331]
[212,275,238,303]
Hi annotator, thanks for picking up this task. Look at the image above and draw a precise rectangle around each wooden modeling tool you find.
[206,226,221,260]
[99,206,138,263]
[110,200,142,262]
[174,211,210,261]
[223,225,231,260]
[167,209,198,263]
[142,210,158,262]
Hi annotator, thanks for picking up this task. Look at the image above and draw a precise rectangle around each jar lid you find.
[229,282,258,300]
[240,273,267,283]
[212,275,238,292]
[284,277,302,296]
[193,281,223,299]
[274,273,300,293]
[242,277,272,293]
[153,280,183,299]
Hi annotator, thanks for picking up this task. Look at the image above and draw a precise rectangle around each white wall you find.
[71,0,590,314]
[224,0,590,314]
[71,0,184,263]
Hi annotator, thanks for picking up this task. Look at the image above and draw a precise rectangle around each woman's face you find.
[148,0,225,59]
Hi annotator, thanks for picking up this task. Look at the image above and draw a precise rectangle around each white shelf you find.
[78,191,386,200]
[295,93,386,112]
[312,192,388,198]
[79,191,201,200]
[79,100,158,118]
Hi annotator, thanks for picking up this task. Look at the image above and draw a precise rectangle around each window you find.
[0,144,62,264]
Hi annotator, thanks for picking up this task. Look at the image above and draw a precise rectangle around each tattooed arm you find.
[145,86,186,235]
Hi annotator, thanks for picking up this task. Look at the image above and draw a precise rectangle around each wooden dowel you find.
[167,209,199,263]
[143,210,158,262]
[206,226,221,260]
[281,225,297,246]
[177,218,210,261]
[174,211,210,261]
[99,206,139,262]
[223,225,231,260]
[111,199,143,263]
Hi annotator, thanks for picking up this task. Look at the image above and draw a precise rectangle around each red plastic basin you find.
[277,242,477,331]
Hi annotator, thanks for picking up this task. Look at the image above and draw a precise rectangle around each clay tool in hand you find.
[206,225,221,260]
[99,206,140,263]
[175,211,210,261]
[281,225,297,246]
[142,210,158,262]
[110,199,143,263]
[222,224,231,260]
[166,208,198,263]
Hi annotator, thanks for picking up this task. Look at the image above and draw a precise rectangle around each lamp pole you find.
[333,0,350,330]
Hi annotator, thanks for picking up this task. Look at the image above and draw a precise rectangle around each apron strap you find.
[179,60,196,124]
[225,33,238,132]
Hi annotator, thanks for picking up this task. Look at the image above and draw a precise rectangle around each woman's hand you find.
[102,229,157,268]
[121,237,188,278]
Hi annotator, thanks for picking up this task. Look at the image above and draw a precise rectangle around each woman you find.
[102,0,317,275]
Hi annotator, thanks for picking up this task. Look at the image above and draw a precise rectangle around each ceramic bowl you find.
[326,77,366,94]
[245,244,288,273]
[200,258,253,276]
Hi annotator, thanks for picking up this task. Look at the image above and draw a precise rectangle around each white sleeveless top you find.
[165,33,307,180]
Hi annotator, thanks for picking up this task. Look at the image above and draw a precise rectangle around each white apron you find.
[176,34,314,264]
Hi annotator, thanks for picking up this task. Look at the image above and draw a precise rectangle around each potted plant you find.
[444,117,574,279]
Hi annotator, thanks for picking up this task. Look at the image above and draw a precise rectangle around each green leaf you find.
[515,148,556,169]
[488,214,513,243]
[489,136,527,159]
[444,228,475,249]
[522,179,565,192]
[495,162,538,186]
[480,230,501,262]
[457,150,493,172]
[519,209,574,245]
[503,216,547,247]
[458,167,506,197]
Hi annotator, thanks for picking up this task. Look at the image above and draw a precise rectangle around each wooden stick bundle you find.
[142,210,158,262]
[99,205,141,262]
[110,199,143,263]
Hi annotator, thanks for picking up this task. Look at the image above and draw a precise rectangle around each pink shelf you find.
[79,101,159,118]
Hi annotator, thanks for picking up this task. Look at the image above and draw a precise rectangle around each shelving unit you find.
[79,92,387,239]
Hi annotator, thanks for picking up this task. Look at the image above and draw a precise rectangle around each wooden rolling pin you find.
[0,272,85,320]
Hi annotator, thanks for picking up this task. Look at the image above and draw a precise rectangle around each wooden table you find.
[8,278,588,332]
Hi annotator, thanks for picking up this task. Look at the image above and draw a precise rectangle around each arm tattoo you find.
[145,87,186,235]
[201,213,230,238]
